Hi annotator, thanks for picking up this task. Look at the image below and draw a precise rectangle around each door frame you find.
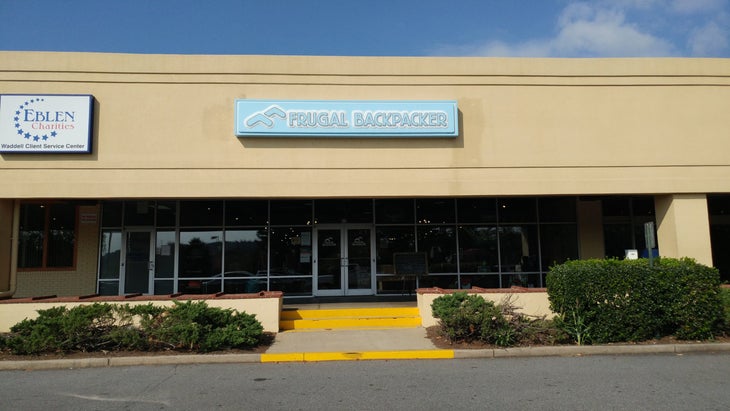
[120,228,155,295]
[313,224,375,297]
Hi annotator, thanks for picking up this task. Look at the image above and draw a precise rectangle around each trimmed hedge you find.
[547,258,723,344]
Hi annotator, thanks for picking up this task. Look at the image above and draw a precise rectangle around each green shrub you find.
[5,303,125,354]
[547,257,723,344]
[431,292,511,346]
[721,288,730,333]
[2,300,264,355]
[140,300,263,352]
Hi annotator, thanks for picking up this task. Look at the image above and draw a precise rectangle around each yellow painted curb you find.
[261,350,454,363]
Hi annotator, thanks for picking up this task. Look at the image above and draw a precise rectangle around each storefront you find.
[1,52,728,299]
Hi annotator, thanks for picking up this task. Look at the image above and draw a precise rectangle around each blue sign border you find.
[235,100,458,138]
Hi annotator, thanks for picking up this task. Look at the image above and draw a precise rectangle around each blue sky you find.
[1,0,728,57]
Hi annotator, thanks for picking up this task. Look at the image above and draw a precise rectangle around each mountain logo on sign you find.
[244,105,286,128]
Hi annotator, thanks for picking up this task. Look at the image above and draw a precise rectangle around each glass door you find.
[122,229,154,294]
[314,225,374,296]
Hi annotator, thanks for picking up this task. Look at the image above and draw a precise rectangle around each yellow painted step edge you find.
[281,317,422,330]
[261,350,454,362]
[281,307,420,320]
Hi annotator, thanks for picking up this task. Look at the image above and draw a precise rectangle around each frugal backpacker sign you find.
[235,100,458,138]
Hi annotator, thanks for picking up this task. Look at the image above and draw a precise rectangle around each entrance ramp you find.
[280,303,421,331]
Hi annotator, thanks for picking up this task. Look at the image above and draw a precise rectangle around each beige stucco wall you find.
[418,290,553,328]
[0,52,729,200]
[0,296,282,333]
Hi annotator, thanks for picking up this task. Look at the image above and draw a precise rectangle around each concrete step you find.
[280,307,421,331]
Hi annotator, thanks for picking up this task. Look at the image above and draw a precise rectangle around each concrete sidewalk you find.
[2,327,730,370]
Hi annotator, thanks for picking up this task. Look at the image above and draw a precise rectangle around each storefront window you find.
[19,203,76,269]
[124,201,155,226]
[180,201,223,227]
[499,225,539,273]
[376,226,415,274]
[269,227,312,277]
[155,231,176,278]
[177,230,223,293]
[270,200,312,226]
[226,200,268,226]
[375,199,414,224]
[315,199,372,224]
[416,199,455,224]
[457,198,497,223]
[498,198,537,223]
[224,229,268,276]
[458,226,498,273]
[99,230,121,279]
[417,226,457,273]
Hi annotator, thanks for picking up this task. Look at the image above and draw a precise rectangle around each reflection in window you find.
[376,227,415,274]
[417,226,457,273]
[224,229,268,276]
[499,225,539,272]
[269,227,312,277]
[458,226,498,273]
[155,231,176,278]
[178,230,222,279]
[99,230,121,279]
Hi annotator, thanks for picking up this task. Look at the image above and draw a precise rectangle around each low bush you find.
[1,300,264,355]
[431,292,562,347]
[547,257,723,344]
[431,292,510,345]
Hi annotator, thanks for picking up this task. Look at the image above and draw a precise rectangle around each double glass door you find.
[314,225,374,296]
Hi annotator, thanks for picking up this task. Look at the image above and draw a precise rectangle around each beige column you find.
[577,199,605,259]
[654,194,713,266]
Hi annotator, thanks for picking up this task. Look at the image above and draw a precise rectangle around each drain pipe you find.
[0,200,18,299]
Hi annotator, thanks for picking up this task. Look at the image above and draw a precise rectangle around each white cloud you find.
[689,20,729,55]
[469,3,675,57]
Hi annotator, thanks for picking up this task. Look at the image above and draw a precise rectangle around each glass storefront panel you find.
[270,200,312,226]
[540,224,578,269]
[101,201,123,227]
[315,199,373,224]
[417,226,457,273]
[458,226,498,273]
[155,230,175,278]
[419,274,458,289]
[178,230,223,279]
[18,204,44,268]
[376,226,415,274]
[416,198,455,224]
[156,201,177,227]
[99,230,121,279]
[154,280,174,295]
[180,201,223,227]
[224,229,268,276]
[270,277,313,296]
[538,197,577,223]
[457,198,497,223]
[498,198,537,223]
[499,225,540,272]
[375,199,414,224]
[226,200,268,226]
[124,201,155,226]
[98,281,119,296]
[269,227,312,277]
[467,274,501,289]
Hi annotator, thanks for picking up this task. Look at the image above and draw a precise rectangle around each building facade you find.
[1,52,729,299]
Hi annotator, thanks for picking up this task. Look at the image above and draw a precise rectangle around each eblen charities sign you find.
[235,100,458,137]
[0,94,94,153]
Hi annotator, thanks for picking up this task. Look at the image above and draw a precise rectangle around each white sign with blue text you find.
[235,100,458,137]
[0,94,94,153]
